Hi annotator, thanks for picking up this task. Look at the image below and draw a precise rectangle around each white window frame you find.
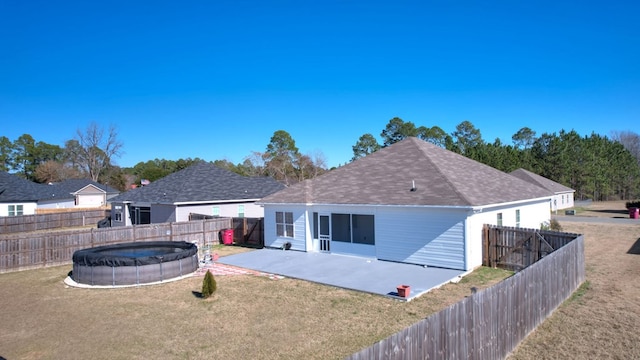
[8,204,23,216]
[276,211,294,238]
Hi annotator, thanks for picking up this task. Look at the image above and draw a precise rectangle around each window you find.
[515,209,521,228]
[212,207,220,217]
[276,211,294,237]
[312,212,318,239]
[331,214,351,242]
[331,213,375,245]
[113,205,123,222]
[497,213,503,226]
[8,205,23,216]
[352,214,375,245]
[237,205,245,218]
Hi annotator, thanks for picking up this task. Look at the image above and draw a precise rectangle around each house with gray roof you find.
[108,161,285,226]
[509,168,575,212]
[0,172,119,216]
[258,137,554,271]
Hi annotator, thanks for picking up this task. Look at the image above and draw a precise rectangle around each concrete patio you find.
[217,248,467,301]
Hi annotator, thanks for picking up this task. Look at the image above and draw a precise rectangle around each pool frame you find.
[71,241,199,286]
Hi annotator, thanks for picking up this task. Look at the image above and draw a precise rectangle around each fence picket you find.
[347,228,584,360]
[0,218,234,273]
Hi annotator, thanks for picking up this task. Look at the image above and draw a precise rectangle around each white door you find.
[319,214,330,252]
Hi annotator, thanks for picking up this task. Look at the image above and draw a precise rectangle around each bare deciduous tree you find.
[75,122,123,181]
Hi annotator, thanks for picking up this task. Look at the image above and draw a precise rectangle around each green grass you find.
[564,280,591,306]
[459,266,514,286]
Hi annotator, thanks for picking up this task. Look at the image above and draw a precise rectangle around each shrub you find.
[541,219,563,231]
[549,218,563,231]
[201,270,217,299]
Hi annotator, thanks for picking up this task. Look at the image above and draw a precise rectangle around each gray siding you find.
[376,207,467,270]
[151,204,176,223]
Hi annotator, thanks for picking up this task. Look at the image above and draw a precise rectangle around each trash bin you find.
[222,229,234,245]
[630,207,639,219]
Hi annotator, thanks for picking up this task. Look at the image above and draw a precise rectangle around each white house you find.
[0,172,118,216]
[509,168,575,212]
[259,137,553,271]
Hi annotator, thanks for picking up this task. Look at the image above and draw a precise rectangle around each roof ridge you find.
[411,138,475,205]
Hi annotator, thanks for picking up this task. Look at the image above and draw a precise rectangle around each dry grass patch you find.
[508,220,640,359]
[0,257,510,359]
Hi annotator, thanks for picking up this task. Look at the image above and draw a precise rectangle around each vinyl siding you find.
[264,205,307,251]
[466,199,552,269]
[376,207,467,270]
[175,202,264,221]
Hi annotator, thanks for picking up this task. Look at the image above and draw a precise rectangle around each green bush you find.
[625,200,640,209]
[201,270,217,299]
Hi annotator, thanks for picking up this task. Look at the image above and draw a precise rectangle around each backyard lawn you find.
[0,248,508,359]
[1,201,638,359]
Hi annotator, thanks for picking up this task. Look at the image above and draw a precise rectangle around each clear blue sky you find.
[1,0,638,169]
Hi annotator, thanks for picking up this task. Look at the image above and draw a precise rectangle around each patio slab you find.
[217,248,467,301]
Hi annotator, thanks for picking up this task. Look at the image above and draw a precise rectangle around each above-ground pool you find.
[71,241,199,286]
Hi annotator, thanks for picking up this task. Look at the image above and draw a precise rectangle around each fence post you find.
[43,236,47,267]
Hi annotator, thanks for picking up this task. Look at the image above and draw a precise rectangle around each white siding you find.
[552,191,575,211]
[263,205,308,251]
[37,199,75,209]
[0,202,38,216]
[376,207,467,270]
[175,202,264,222]
[466,199,552,269]
[77,194,104,207]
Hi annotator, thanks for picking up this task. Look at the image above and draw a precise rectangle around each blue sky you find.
[1,0,638,168]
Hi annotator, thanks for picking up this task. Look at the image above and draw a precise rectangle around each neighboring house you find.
[37,179,120,209]
[108,162,285,226]
[259,137,554,271]
[0,171,43,216]
[509,168,575,212]
[0,172,119,216]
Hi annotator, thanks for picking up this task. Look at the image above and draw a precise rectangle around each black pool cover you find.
[72,241,198,267]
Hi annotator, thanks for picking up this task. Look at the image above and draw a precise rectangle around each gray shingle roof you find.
[0,172,119,202]
[260,137,553,207]
[0,171,46,202]
[109,162,285,204]
[509,168,575,194]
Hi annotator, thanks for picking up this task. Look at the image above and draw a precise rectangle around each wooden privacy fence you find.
[483,225,578,271]
[0,210,108,234]
[189,214,265,248]
[0,218,232,273]
[347,232,584,360]
[232,217,264,247]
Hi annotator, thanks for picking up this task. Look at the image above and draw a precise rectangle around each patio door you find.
[319,214,330,252]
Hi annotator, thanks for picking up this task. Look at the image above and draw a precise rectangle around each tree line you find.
[1,122,126,189]
[3,119,639,200]
[352,118,640,201]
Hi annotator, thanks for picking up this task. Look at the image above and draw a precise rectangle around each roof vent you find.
[410,180,417,192]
